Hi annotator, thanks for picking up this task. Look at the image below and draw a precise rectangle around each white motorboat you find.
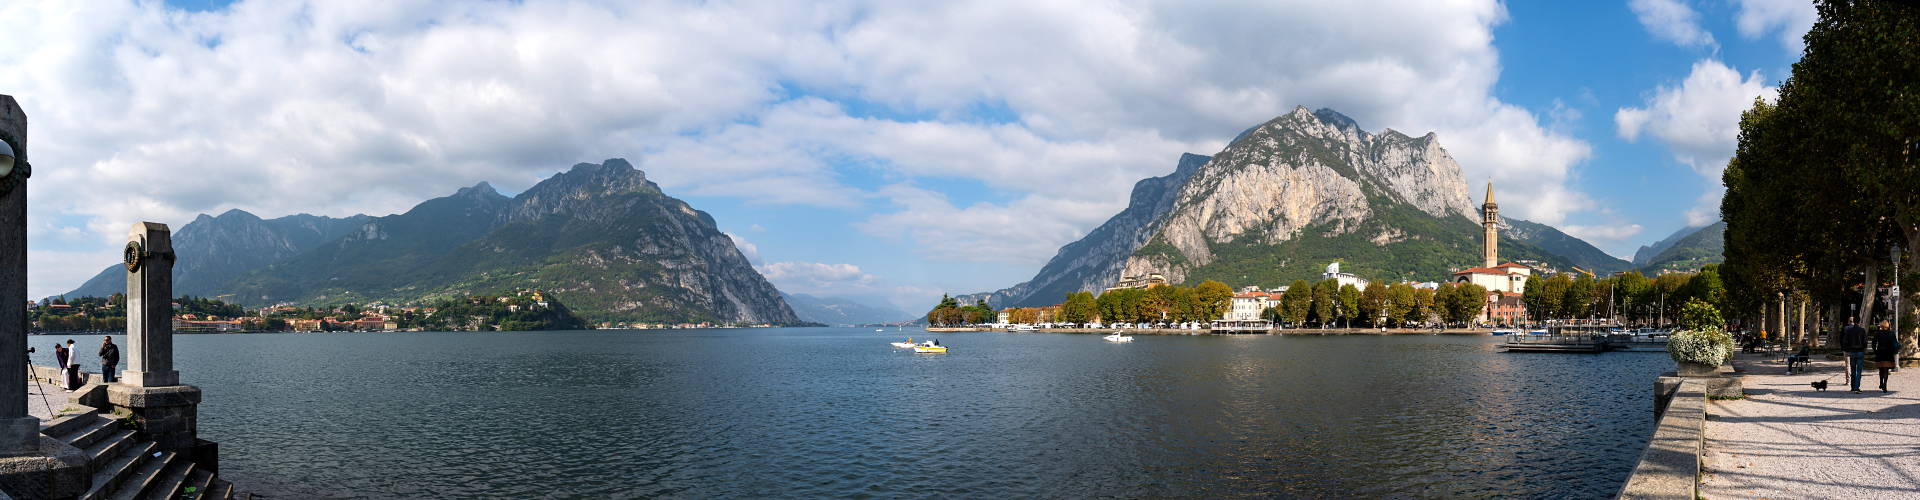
[890,337,916,348]
[1104,332,1133,342]
[912,340,948,353]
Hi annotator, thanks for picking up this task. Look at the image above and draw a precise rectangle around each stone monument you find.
[108,222,216,469]
[0,94,88,500]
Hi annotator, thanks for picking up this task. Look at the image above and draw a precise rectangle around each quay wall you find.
[924,327,1494,335]
[1617,378,1706,499]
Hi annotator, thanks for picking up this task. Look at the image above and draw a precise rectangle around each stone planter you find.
[1677,361,1721,377]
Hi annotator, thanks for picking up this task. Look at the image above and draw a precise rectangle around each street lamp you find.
[0,138,13,177]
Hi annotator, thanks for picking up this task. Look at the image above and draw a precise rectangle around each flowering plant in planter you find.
[1667,298,1733,366]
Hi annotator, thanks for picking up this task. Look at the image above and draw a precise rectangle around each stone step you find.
[182,468,214,500]
[207,479,234,500]
[41,411,102,437]
[107,449,177,500]
[82,441,156,500]
[57,414,119,449]
[82,429,138,471]
[140,460,196,500]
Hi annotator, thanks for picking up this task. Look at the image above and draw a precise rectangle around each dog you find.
[1812,380,1829,391]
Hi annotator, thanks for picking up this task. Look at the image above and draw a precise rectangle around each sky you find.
[0,0,1812,311]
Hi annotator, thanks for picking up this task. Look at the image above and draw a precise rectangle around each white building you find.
[1451,262,1532,294]
[1322,262,1370,289]
[1226,291,1273,321]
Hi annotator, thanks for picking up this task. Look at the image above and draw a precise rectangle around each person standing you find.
[1872,320,1901,393]
[64,339,81,390]
[99,337,119,384]
[1840,317,1870,394]
[51,343,66,386]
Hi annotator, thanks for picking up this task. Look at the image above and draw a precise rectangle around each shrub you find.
[1668,327,1734,366]
[1679,298,1723,331]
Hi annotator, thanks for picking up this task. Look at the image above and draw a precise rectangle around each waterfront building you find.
[1321,262,1369,289]
[1106,273,1169,292]
[1226,291,1273,321]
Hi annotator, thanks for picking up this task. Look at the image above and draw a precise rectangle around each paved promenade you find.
[1700,351,1920,499]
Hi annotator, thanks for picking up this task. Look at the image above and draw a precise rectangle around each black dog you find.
[1812,380,1829,391]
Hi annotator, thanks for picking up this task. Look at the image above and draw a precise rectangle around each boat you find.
[912,340,948,353]
[1008,324,1036,332]
[1490,329,1514,336]
[1104,332,1133,342]
[890,337,915,348]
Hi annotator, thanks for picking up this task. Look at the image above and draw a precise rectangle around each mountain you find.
[1633,225,1704,265]
[1637,221,1725,273]
[220,159,802,325]
[1504,218,1632,274]
[61,210,372,299]
[781,292,915,326]
[965,107,1577,308]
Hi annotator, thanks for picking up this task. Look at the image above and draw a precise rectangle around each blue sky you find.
[0,0,1812,310]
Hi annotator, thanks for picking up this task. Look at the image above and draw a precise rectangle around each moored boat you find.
[1104,332,1133,342]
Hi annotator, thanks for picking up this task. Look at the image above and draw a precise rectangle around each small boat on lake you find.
[912,340,948,353]
[891,338,915,349]
[1491,329,1514,336]
[1104,332,1133,342]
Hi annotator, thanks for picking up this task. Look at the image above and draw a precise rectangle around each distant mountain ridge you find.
[63,210,373,299]
[218,159,801,325]
[1504,218,1632,274]
[65,159,802,326]
[964,106,1581,308]
[780,292,915,326]
[1637,221,1725,273]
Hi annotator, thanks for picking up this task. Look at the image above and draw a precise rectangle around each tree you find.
[1061,291,1097,325]
[1413,287,1436,326]
[1521,274,1545,321]
[1281,280,1312,326]
[1338,283,1361,327]
[1358,282,1387,327]
[1385,283,1415,327]
[1194,280,1235,321]
[1310,280,1337,326]
[1456,283,1489,323]
[973,298,997,324]
[1565,274,1596,320]
[1537,275,1570,321]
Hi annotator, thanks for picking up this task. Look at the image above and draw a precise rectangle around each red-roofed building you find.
[1226,291,1273,321]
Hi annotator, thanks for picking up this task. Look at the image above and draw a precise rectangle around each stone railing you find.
[1617,378,1706,499]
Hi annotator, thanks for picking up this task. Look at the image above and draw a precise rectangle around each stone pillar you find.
[0,96,38,454]
[122,222,178,387]
[107,223,207,461]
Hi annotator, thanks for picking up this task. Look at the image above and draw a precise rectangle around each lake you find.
[34,329,1671,499]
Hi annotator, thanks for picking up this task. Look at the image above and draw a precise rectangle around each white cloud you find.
[749,224,766,233]
[1616,60,1776,179]
[3,0,1599,293]
[757,261,880,290]
[1732,0,1818,53]
[1616,60,1768,233]
[1559,223,1646,251]
[1629,0,1717,49]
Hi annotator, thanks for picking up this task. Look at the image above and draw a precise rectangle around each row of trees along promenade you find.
[928,267,1735,329]
[1721,0,1919,357]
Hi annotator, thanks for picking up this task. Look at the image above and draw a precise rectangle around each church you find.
[1450,181,1530,324]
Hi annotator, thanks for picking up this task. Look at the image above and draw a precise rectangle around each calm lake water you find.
[35,329,1670,499]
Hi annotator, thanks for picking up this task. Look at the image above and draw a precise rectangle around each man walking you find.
[98,336,119,384]
[1841,317,1870,394]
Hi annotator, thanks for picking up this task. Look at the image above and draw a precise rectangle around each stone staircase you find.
[40,411,240,500]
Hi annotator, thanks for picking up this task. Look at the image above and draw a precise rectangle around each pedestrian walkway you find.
[1700,350,1920,499]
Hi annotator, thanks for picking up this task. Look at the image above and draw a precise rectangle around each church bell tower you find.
[1482,179,1499,268]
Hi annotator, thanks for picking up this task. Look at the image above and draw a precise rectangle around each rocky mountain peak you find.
[456,181,500,198]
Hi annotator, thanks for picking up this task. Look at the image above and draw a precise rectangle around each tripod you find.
[27,349,53,418]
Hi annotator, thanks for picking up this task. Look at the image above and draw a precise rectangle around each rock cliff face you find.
[973,106,1578,308]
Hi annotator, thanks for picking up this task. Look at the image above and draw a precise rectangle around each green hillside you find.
[1165,195,1575,288]
[1638,221,1725,273]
